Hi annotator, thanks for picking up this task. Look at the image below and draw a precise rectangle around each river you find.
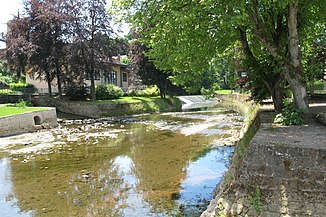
[0,107,244,217]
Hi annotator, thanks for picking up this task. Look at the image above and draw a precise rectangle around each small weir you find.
[0,106,244,216]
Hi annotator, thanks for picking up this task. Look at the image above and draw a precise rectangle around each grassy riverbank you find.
[34,96,182,117]
[96,97,182,116]
[0,106,48,117]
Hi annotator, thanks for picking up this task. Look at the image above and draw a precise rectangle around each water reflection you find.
[0,108,241,216]
[0,158,34,216]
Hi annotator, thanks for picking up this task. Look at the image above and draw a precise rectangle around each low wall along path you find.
[202,101,326,217]
[0,108,58,137]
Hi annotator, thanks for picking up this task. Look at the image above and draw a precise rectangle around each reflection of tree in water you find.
[9,121,215,216]
[9,134,132,217]
[128,126,210,215]
[66,159,130,217]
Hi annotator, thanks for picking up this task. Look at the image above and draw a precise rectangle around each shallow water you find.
[0,108,243,217]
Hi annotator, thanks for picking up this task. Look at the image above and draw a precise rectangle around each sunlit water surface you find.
[0,108,244,216]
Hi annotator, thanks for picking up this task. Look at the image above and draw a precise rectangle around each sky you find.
[0,0,24,48]
[0,0,129,48]
[0,0,22,32]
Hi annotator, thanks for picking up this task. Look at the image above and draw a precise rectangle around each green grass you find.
[80,96,156,104]
[79,96,166,104]
[215,89,233,94]
[0,106,47,117]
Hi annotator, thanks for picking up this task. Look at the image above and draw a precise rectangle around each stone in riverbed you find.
[316,113,326,125]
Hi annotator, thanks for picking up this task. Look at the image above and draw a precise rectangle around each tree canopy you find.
[113,0,325,111]
[5,0,116,100]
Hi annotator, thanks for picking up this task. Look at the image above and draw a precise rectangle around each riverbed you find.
[0,107,244,217]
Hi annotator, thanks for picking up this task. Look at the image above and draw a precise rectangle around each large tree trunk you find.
[271,80,284,113]
[262,76,284,113]
[56,65,62,98]
[309,78,315,97]
[286,3,309,111]
[90,67,96,101]
[46,71,52,96]
[284,68,309,110]
[239,27,285,112]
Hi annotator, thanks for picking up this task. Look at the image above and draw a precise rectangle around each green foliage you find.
[120,57,131,64]
[248,187,262,213]
[64,85,89,101]
[96,97,182,116]
[0,106,47,117]
[0,65,17,84]
[9,83,35,93]
[12,99,33,108]
[113,0,325,110]
[0,74,17,84]
[274,99,304,125]
[0,89,22,95]
[308,80,324,91]
[96,84,124,100]
[201,83,220,98]
[127,86,159,97]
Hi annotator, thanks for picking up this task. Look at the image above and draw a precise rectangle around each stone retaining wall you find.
[0,94,33,104]
[202,96,326,216]
[33,97,180,118]
[0,108,58,137]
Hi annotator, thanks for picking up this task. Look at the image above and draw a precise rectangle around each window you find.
[85,70,101,80]
[122,73,127,82]
[106,71,117,85]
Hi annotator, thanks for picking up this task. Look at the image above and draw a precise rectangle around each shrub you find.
[64,85,89,101]
[127,86,159,97]
[0,75,16,84]
[274,98,304,125]
[96,84,124,100]
[13,99,33,108]
[0,89,22,95]
[9,83,35,93]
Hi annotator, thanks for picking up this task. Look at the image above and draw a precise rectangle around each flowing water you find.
[0,107,244,217]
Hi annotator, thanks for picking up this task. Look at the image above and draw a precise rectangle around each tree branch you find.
[250,0,281,59]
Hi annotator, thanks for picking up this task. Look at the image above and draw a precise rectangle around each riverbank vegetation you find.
[113,0,325,115]
[0,105,47,117]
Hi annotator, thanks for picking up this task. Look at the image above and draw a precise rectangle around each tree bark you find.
[309,78,315,97]
[46,71,52,96]
[287,3,309,111]
[56,65,62,98]
[239,27,285,112]
[271,80,284,113]
[90,67,96,101]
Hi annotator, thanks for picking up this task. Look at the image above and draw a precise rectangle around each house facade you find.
[26,60,130,94]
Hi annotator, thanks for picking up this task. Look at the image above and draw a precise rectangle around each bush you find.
[13,99,33,108]
[0,89,22,95]
[96,84,124,100]
[10,83,35,93]
[274,98,304,125]
[64,85,89,101]
[127,86,159,97]
[0,75,16,84]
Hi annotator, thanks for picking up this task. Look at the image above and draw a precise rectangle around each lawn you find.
[0,106,48,117]
[80,96,163,104]
[215,89,233,94]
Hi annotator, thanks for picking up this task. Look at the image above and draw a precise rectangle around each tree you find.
[113,0,325,112]
[70,0,114,101]
[130,33,180,98]
[5,15,33,80]
[18,0,71,96]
